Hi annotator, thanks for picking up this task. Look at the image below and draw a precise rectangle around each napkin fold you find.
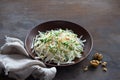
[0,36,57,80]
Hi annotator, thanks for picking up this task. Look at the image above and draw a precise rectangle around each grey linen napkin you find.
[0,36,57,80]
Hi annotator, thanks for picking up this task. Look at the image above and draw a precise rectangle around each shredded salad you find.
[33,29,86,65]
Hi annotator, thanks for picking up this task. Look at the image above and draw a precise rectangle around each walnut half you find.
[90,60,100,67]
[93,53,103,61]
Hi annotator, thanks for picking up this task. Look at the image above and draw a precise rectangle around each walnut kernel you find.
[103,67,107,72]
[102,62,107,67]
[83,66,88,71]
[90,60,100,67]
[93,53,103,60]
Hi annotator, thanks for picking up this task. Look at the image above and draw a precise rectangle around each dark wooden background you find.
[0,0,120,80]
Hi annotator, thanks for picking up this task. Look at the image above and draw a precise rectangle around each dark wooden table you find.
[0,0,120,80]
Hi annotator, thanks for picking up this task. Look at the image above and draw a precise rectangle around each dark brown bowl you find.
[25,20,93,67]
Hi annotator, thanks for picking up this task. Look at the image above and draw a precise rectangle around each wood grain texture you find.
[0,0,120,80]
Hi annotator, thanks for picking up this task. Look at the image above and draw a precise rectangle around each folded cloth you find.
[0,36,57,80]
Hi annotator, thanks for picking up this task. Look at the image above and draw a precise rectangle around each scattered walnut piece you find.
[93,53,103,61]
[83,66,88,71]
[99,61,102,64]
[83,52,108,72]
[103,67,107,72]
[102,62,107,67]
[93,53,99,59]
[90,60,100,67]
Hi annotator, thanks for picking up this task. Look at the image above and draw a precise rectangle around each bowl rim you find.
[25,20,93,67]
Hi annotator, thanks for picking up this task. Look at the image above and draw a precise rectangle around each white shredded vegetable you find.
[33,29,86,65]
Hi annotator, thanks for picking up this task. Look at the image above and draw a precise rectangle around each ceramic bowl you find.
[25,20,93,67]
